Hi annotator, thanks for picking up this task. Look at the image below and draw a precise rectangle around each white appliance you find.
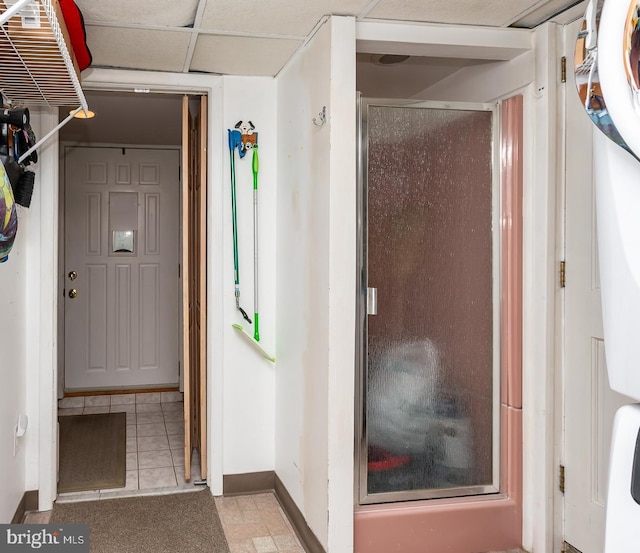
[580,0,640,549]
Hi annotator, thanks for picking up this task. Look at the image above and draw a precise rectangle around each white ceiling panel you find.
[366,0,548,27]
[75,0,200,27]
[200,0,371,37]
[190,35,302,76]
[86,27,191,72]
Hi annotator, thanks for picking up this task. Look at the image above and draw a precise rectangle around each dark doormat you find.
[51,489,230,553]
[58,412,126,493]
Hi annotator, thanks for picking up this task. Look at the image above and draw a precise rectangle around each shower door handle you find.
[367,287,378,315]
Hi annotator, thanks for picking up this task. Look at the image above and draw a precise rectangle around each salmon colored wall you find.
[355,95,524,553]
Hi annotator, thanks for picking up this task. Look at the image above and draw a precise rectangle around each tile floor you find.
[214,493,304,553]
[58,391,202,500]
[44,392,526,552]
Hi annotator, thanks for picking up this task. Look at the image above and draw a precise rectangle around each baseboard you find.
[223,471,276,496]
[11,491,38,524]
[221,472,326,553]
[274,475,325,553]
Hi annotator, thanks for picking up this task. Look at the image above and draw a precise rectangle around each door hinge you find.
[560,260,566,288]
[178,263,181,278]
[561,56,567,83]
[559,464,565,494]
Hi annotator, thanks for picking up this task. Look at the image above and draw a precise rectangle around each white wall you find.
[0,107,59,520]
[220,76,277,475]
[0,178,27,522]
[415,50,535,102]
[276,16,356,552]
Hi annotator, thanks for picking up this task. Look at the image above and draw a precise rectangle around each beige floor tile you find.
[110,394,135,405]
[164,421,184,435]
[225,523,271,541]
[136,403,162,413]
[126,452,138,470]
[228,539,258,553]
[84,396,110,407]
[138,435,170,451]
[254,494,280,510]
[237,496,258,511]
[171,449,185,467]
[162,401,184,413]
[161,391,183,403]
[261,510,292,536]
[58,408,84,416]
[136,423,167,437]
[111,404,136,414]
[126,437,137,453]
[162,410,183,422]
[136,413,164,424]
[83,406,110,414]
[126,412,136,424]
[126,424,137,438]
[253,536,277,553]
[272,535,301,550]
[124,470,139,491]
[138,449,173,469]
[59,397,84,409]
[138,467,177,489]
[136,392,161,404]
[168,434,184,450]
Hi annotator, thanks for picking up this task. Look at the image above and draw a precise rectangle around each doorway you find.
[56,90,208,493]
[356,98,501,504]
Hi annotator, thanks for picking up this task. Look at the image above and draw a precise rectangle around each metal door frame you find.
[356,96,502,505]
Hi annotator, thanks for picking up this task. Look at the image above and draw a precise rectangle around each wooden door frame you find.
[39,71,222,513]
[182,95,208,481]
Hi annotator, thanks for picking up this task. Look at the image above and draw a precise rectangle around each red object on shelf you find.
[58,0,92,71]
[367,446,411,472]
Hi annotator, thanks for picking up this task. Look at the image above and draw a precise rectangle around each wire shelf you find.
[0,0,88,110]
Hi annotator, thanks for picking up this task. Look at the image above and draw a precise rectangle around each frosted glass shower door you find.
[358,99,501,504]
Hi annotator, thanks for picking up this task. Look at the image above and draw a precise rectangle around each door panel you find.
[563,19,628,553]
[182,95,208,480]
[64,146,180,390]
[359,99,500,504]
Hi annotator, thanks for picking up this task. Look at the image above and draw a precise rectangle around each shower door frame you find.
[356,96,503,506]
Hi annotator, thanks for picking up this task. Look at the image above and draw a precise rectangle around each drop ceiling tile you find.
[75,0,199,27]
[200,0,370,36]
[86,27,191,72]
[190,35,302,76]
[366,0,543,27]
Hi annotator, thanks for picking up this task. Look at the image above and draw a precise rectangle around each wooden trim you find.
[11,491,38,524]
[223,471,275,496]
[182,94,192,480]
[275,475,326,553]
[63,387,179,397]
[198,95,208,480]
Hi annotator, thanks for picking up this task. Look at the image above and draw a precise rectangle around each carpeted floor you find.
[50,489,229,553]
[58,413,126,493]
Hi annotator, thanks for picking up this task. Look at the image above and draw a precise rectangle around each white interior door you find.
[64,146,180,390]
[563,20,628,553]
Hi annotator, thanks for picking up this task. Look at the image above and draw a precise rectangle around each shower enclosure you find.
[356,98,501,504]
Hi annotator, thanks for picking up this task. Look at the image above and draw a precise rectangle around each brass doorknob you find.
[68,289,78,299]
[68,270,78,281]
